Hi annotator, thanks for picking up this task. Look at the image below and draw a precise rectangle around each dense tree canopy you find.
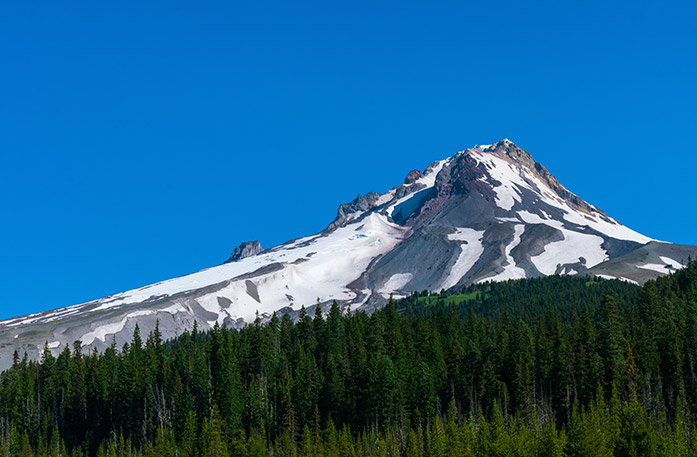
[1,263,697,456]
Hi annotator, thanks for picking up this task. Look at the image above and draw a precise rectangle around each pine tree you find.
[566,401,612,457]
[598,291,626,390]
[615,398,652,457]
[208,405,228,457]
[404,428,422,457]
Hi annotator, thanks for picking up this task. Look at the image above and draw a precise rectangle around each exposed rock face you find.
[328,192,382,230]
[404,169,423,184]
[226,240,263,263]
[403,152,499,230]
[394,182,425,200]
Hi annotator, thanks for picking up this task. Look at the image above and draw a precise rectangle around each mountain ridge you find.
[1,139,695,371]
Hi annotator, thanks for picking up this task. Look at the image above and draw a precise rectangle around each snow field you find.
[189,212,407,323]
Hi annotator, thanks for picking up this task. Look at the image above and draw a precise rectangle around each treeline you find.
[0,263,696,456]
[396,275,641,321]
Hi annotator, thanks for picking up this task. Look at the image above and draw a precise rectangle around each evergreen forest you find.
[2,262,697,456]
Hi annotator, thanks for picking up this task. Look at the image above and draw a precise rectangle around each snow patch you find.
[596,274,616,281]
[441,228,485,289]
[659,257,685,269]
[637,256,685,274]
[417,159,447,189]
[531,230,607,275]
[357,289,373,307]
[638,263,671,273]
[375,189,396,206]
[596,274,639,285]
[486,224,526,281]
[379,273,413,296]
[81,318,128,345]
[518,211,549,225]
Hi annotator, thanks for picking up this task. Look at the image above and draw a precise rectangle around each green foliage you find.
[0,265,696,456]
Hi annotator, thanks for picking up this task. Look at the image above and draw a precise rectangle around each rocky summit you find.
[1,139,695,370]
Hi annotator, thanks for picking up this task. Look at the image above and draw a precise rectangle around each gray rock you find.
[226,240,263,263]
[328,192,382,230]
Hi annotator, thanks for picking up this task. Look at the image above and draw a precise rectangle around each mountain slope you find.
[1,139,694,370]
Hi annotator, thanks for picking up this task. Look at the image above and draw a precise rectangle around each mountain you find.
[1,139,695,370]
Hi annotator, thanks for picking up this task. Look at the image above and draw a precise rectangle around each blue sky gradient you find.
[2,0,696,319]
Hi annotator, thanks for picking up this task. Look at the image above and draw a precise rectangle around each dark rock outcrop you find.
[328,192,381,230]
[225,240,263,263]
[404,169,423,184]
[404,152,498,229]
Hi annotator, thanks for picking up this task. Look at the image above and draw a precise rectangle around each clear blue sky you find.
[1,0,696,319]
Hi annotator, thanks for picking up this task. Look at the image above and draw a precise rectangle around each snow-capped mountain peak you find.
[1,140,694,371]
